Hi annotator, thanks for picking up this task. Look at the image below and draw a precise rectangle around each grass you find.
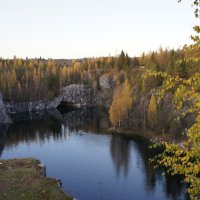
[0,158,73,200]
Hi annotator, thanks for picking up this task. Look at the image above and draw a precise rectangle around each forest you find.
[0,44,198,102]
[0,40,199,199]
[0,0,200,199]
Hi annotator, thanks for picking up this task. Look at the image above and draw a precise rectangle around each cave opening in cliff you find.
[56,101,81,114]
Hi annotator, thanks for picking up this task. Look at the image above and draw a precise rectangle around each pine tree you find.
[118,50,126,70]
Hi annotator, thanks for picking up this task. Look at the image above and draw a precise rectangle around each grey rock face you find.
[61,84,93,106]
[5,84,96,115]
[5,100,48,115]
[0,93,11,124]
[46,84,94,109]
[46,96,63,110]
[99,74,116,90]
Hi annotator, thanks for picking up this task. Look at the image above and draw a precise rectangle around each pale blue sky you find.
[0,0,197,58]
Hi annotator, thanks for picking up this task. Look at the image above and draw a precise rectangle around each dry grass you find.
[0,158,72,200]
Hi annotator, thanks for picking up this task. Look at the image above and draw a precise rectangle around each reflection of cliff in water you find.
[3,108,109,149]
[61,108,109,133]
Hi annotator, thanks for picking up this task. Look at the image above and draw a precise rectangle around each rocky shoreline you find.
[0,83,113,125]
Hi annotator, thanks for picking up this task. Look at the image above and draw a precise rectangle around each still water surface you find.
[0,109,188,200]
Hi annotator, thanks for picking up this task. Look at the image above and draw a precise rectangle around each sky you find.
[0,0,198,59]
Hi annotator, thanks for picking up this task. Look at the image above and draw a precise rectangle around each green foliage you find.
[144,70,200,200]
[117,51,131,70]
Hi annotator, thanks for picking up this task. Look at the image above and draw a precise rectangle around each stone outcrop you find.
[45,96,63,110]
[61,84,93,106]
[0,93,11,124]
[5,100,48,115]
[46,84,94,110]
[5,84,96,115]
[99,74,116,90]
[3,83,114,121]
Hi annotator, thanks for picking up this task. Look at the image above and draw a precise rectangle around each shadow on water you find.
[0,125,8,157]
[110,135,131,177]
[109,133,189,200]
[133,136,189,200]
[0,108,189,200]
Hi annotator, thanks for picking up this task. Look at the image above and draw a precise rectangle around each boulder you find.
[99,74,116,90]
[61,84,93,106]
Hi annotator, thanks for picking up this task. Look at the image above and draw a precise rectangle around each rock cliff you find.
[5,84,96,115]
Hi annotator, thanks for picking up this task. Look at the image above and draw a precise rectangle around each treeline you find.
[0,52,131,102]
[108,44,200,131]
[140,45,200,78]
[0,44,199,102]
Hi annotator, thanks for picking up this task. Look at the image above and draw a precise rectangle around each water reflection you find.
[133,137,188,199]
[0,108,188,200]
[0,125,7,157]
[110,135,131,177]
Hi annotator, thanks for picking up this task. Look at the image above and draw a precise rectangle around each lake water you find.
[0,108,188,200]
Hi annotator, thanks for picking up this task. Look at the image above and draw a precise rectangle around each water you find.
[0,109,188,200]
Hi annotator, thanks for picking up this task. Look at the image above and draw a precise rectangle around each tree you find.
[122,79,132,114]
[118,50,126,70]
[148,94,158,129]
[167,49,175,74]
[96,75,101,91]
[149,52,160,71]
[109,79,133,128]
[8,69,17,101]
[174,58,187,78]
[17,81,22,101]
[140,52,146,66]
[144,70,200,199]
[109,87,123,127]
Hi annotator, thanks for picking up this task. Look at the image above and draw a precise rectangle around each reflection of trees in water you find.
[5,117,62,149]
[164,174,189,200]
[2,108,189,200]
[109,135,188,199]
[3,108,109,150]
[0,125,8,157]
[110,135,131,177]
[133,137,189,200]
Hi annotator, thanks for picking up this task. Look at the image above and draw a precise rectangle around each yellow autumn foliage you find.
[109,79,132,127]
[148,95,158,128]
